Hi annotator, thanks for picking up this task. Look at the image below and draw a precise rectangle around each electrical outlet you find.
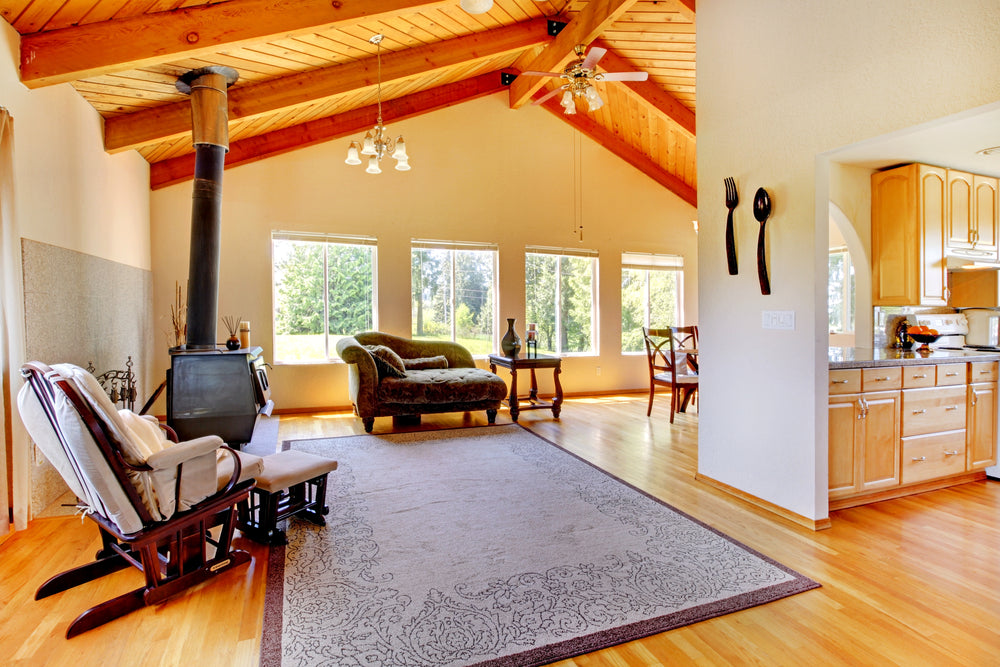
[596,366,602,376]
[762,310,795,330]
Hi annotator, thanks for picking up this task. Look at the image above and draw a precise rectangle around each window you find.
[828,246,855,334]
[271,232,377,363]
[525,246,598,355]
[621,252,684,353]
[411,240,497,355]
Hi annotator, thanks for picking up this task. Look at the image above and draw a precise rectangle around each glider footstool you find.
[236,450,338,545]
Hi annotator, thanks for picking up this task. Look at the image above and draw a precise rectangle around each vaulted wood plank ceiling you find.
[0,0,696,204]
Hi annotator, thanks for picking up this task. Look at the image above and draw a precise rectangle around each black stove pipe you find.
[176,66,239,350]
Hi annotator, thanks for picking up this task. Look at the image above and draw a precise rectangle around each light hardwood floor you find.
[2,395,999,666]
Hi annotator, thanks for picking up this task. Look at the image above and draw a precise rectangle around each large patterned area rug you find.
[262,425,818,666]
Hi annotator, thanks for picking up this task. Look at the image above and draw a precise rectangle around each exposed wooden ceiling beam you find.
[673,0,696,21]
[19,0,453,89]
[536,94,696,207]
[508,0,638,109]
[591,39,694,138]
[149,71,507,189]
[105,18,551,153]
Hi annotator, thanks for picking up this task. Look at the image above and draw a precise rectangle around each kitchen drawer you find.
[862,367,901,391]
[936,363,966,386]
[901,365,935,389]
[970,361,998,382]
[829,369,861,395]
[900,430,967,484]
[901,385,967,436]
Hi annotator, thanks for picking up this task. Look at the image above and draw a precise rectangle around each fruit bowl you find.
[907,332,941,346]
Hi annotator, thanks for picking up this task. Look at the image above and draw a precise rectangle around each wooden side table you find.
[488,353,563,422]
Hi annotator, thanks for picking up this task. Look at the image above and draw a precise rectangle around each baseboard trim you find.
[828,471,987,511]
[695,473,832,531]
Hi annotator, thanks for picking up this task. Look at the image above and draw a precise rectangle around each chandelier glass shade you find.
[346,34,410,173]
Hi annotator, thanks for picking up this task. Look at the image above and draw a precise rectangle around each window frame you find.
[410,239,499,356]
[828,245,855,335]
[525,245,600,357]
[270,231,378,365]
[621,252,685,355]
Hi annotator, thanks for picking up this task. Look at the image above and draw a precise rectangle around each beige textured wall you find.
[697,0,1000,520]
[149,92,698,413]
[22,240,154,512]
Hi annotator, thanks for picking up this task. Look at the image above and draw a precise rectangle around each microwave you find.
[964,308,1000,347]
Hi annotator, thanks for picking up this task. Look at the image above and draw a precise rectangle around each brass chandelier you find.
[345,34,409,173]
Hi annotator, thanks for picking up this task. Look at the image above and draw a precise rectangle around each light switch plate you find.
[762,310,795,330]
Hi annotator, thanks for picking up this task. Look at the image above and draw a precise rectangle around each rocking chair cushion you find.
[20,363,245,529]
[17,372,145,535]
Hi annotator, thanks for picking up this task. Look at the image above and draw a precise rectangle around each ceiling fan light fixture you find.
[460,0,493,14]
[585,86,604,112]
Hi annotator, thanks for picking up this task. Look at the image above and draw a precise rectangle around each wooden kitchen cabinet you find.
[945,170,999,261]
[973,175,999,257]
[947,170,974,250]
[872,164,947,306]
[967,380,998,470]
[830,360,996,510]
[828,388,901,500]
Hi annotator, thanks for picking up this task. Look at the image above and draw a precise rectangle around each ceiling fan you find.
[524,44,649,114]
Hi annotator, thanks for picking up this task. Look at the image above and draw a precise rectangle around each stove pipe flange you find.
[176,66,239,350]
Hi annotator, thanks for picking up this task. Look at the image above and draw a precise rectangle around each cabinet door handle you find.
[945,405,959,411]
[832,379,850,384]
[972,389,978,405]
[912,374,927,379]
[945,372,958,377]
[912,456,927,462]
[979,370,992,375]
[912,408,927,414]
[871,376,889,382]
[944,450,960,457]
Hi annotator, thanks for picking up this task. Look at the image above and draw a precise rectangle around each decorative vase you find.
[501,318,521,357]
[226,335,241,351]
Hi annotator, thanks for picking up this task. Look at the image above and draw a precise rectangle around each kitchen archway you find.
[829,202,872,347]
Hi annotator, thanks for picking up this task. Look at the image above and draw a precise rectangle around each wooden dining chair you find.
[642,326,699,423]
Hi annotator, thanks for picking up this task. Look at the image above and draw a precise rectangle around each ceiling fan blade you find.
[600,71,649,82]
[522,70,564,77]
[580,46,607,70]
[532,87,565,105]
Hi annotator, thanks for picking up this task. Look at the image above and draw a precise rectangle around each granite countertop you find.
[829,346,1000,369]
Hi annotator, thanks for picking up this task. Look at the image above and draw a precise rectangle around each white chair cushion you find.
[18,375,145,535]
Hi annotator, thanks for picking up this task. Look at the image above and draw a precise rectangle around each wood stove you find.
[168,346,272,446]
[164,65,273,447]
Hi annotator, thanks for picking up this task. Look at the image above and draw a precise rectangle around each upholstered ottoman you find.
[236,450,338,545]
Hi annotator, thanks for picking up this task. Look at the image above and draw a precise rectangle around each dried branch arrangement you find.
[169,281,186,347]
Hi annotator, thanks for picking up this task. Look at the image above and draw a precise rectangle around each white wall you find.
[0,22,149,269]
[0,19,151,527]
[697,0,1000,521]
[149,92,698,412]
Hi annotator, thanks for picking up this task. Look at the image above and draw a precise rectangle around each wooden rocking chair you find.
[18,362,256,638]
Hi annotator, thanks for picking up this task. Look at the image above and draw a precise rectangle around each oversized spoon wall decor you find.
[753,187,773,295]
